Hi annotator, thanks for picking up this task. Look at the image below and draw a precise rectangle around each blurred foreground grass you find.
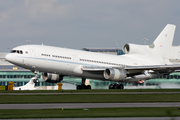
[0,107,180,119]
[0,93,180,103]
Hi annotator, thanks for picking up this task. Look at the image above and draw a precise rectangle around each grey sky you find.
[0,0,180,52]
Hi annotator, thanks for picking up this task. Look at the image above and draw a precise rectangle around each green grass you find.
[1,89,180,93]
[0,107,180,119]
[0,94,180,103]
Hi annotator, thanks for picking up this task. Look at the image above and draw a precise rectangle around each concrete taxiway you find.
[0,102,180,109]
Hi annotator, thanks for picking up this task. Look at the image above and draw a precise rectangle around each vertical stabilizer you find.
[149,24,176,58]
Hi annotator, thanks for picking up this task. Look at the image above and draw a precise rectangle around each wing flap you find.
[82,66,125,71]
[125,64,180,71]
[82,66,106,71]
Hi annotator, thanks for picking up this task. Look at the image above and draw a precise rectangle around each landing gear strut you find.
[109,84,124,89]
[76,78,91,90]
[32,71,39,83]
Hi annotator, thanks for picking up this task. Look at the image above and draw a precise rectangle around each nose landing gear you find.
[32,71,39,83]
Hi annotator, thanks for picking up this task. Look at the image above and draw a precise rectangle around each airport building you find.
[1,47,180,89]
[82,48,124,55]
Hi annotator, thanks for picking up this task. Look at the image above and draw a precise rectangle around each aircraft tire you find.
[81,85,86,89]
[119,84,124,89]
[113,84,118,89]
[77,85,81,90]
[109,84,113,89]
[87,85,91,89]
[33,79,39,83]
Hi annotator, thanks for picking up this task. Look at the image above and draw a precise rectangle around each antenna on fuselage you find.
[26,40,31,44]
[142,38,148,45]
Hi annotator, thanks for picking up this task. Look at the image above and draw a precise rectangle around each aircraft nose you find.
[5,54,12,62]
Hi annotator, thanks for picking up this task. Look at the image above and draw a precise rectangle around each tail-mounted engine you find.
[103,68,127,81]
[123,43,149,55]
[41,73,63,83]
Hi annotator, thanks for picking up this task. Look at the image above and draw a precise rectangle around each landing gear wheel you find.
[76,85,92,90]
[76,78,92,90]
[119,84,124,89]
[33,79,39,83]
[81,85,86,89]
[109,84,113,89]
[31,71,39,83]
[86,85,91,89]
[113,84,118,89]
[77,85,81,90]
[109,84,124,89]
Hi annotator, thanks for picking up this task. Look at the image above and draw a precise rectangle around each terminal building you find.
[1,47,180,89]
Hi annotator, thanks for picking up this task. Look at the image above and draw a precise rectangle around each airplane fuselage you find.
[5,44,163,81]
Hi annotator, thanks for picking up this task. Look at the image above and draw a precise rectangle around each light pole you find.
[26,40,31,44]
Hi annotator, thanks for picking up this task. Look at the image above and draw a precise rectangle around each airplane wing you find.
[82,64,180,73]
[82,64,180,82]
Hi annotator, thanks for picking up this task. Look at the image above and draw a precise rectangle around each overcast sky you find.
[0,0,180,52]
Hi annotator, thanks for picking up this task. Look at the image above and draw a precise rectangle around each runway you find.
[1,102,180,109]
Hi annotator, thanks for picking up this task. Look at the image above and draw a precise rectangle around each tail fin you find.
[149,24,176,57]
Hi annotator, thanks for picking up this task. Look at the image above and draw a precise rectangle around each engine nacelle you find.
[103,68,127,81]
[123,43,149,55]
[41,73,63,83]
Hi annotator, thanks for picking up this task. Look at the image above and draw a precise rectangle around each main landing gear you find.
[76,78,91,90]
[109,84,124,89]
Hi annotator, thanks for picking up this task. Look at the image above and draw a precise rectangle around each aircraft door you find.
[30,49,36,58]
[72,54,78,63]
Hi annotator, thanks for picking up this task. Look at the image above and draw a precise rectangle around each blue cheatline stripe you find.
[20,56,101,67]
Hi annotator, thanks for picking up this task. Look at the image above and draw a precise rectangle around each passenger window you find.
[20,51,23,54]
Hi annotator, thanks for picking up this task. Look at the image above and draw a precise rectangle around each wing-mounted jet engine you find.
[103,68,127,81]
[41,73,64,83]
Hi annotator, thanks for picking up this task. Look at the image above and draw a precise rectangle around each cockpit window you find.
[11,50,23,54]
[11,50,16,53]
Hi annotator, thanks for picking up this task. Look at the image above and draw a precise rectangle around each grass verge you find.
[0,94,180,103]
[0,107,180,119]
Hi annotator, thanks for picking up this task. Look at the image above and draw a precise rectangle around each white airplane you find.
[5,24,180,89]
